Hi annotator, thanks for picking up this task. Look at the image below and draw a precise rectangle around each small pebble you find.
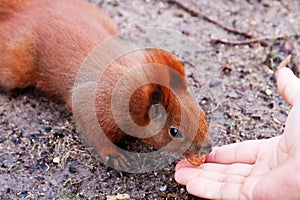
[40,163,49,171]
[29,134,37,140]
[10,137,21,144]
[265,89,272,96]
[221,65,232,75]
[16,190,29,198]
[173,11,184,18]
[23,163,30,169]
[250,20,256,26]
[251,113,261,120]
[35,175,45,181]
[180,187,185,194]
[44,127,52,133]
[268,102,274,109]
[68,163,77,174]
[53,157,60,164]
[199,97,210,106]
[106,193,131,200]
[159,185,167,192]
[209,80,222,88]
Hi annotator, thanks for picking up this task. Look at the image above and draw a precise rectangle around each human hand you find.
[175,56,300,199]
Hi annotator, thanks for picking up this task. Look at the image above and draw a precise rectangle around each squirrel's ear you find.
[148,84,171,114]
[150,85,162,105]
[145,49,187,90]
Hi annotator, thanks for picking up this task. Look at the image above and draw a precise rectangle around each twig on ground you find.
[165,0,253,38]
[209,36,282,46]
[209,34,298,46]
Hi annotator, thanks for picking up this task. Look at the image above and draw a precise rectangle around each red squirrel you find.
[0,0,212,169]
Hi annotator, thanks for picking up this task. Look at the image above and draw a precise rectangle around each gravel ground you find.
[0,0,300,199]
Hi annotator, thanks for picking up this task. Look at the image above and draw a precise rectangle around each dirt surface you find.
[1,0,300,199]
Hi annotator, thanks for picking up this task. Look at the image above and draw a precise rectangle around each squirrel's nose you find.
[189,140,212,155]
[200,141,212,155]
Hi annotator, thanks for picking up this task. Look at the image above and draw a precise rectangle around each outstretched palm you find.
[175,56,300,199]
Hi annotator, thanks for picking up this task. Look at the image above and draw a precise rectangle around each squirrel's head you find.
[119,49,212,163]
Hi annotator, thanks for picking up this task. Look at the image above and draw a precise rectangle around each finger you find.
[175,163,252,185]
[186,177,248,200]
[206,140,260,164]
[206,137,280,164]
[280,103,300,153]
[175,159,196,171]
[276,56,300,106]
[177,162,253,177]
[200,163,252,176]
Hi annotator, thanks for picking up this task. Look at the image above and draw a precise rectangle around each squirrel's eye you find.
[169,127,183,138]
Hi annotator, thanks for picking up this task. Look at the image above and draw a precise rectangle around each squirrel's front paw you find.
[99,147,131,171]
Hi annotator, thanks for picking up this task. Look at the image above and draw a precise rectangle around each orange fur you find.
[0,0,211,168]
[0,0,28,21]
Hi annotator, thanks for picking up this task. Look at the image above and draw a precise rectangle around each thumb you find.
[276,55,300,106]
